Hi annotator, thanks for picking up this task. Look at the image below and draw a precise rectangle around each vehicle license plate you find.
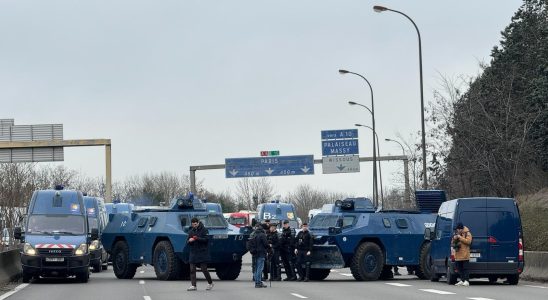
[45,257,65,262]
[470,253,481,258]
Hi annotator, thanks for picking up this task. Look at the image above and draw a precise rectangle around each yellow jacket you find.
[453,226,472,261]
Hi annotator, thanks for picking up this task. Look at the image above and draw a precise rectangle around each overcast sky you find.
[0,0,523,199]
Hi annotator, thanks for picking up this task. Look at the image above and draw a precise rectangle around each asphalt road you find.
[1,263,547,300]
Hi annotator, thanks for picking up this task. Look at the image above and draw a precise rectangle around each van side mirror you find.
[14,227,22,240]
[91,228,99,240]
[183,226,190,233]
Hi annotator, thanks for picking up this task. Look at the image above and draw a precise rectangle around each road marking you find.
[525,285,548,289]
[385,283,412,287]
[420,289,456,295]
[0,284,29,300]
[291,293,308,299]
[330,270,339,273]
[140,270,145,274]
[340,273,353,277]
[143,297,152,300]
[467,298,495,300]
[139,280,146,284]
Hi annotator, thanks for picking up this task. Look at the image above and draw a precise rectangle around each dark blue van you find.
[14,187,98,283]
[83,196,109,272]
[426,198,524,285]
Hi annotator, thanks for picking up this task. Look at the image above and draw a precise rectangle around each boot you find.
[304,264,310,282]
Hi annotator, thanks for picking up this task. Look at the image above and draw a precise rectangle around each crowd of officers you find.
[249,219,313,288]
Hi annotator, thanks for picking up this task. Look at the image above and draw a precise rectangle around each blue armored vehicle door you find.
[128,214,150,262]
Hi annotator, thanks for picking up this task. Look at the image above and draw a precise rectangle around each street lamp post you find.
[356,124,384,206]
[385,138,411,202]
[339,69,378,206]
[373,5,427,189]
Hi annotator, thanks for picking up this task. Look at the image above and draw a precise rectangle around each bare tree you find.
[286,184,346,222]
[235,178,275,210]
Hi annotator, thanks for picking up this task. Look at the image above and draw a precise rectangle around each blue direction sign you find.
[225,155,314,178]
[321,129,358,140]
[322,139,359,156]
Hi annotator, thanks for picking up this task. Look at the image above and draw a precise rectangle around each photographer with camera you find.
[452,222,473,286]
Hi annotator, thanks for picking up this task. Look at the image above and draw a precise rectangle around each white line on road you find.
[140,270,145,274]
[330,270,339,273]
[143,297,152,300]
[340,273,353,277]
[0,284,29,300]
[525,285,548,289]
[385,283,412,287]
[467,298,495,300]
[420,289,456,295]
[139,280,146,285]
[291,293,308,299]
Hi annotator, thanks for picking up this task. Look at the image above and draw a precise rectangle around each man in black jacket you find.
[252,225,269,288]
[294,223,313,282]
[187,218,213,291]
[267,224,281,281]
[280,220,297,281]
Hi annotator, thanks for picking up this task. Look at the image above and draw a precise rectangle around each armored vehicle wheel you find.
[506,274,519,285]
[113,240,138,279]
[215,261,242,280]
[446,265,457,285]
[379,265,394,280]
[76,271,89,283]
[308,268,330,281]
[350,242,384,281]
[416,242,432,280]
[153,241,181,281]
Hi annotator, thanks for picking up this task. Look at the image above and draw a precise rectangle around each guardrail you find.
[0,249,21,284]
[522,251,548,282]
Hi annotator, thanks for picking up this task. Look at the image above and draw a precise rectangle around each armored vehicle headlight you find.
[89,240,100,251]
[75,243,88,255]
[23,243,37,256]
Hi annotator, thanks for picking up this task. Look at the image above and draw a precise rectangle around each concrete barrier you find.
[522,251,548,282]
[0,249,21,284]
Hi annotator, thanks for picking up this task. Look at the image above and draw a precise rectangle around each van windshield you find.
[27,215,86,235]
[88,217,99,230]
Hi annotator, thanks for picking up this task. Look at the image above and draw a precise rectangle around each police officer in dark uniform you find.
[280,220,297,281]
[294,223,313,282]
[267,224,281,281]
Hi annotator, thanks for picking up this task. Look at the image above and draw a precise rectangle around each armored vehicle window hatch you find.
[149,216,158,227]
[382,218,391,228]
[309,215,339,228]
[137,217,148,228]
[395,218,408,229]
[342,216,356,228]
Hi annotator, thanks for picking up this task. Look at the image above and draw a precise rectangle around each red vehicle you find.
[228,211,256,228]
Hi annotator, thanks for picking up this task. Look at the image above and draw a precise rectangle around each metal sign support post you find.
[0,139,113,202]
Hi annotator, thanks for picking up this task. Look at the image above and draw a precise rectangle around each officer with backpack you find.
[247,224,269,288]
[294,223,313,282]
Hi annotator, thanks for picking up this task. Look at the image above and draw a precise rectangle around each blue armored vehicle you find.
[102,195,251,281]
[14,186,98,283]
[307,192,443,281]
